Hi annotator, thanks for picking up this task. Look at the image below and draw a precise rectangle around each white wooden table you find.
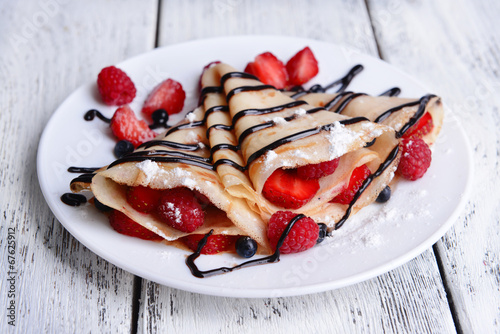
[1,0,499,332]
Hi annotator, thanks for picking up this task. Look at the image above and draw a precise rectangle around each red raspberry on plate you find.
[286,47,319,86]
[296,158,340,180]
[142,78,186,117]
[262,168,320,210]
[244,52,288,89]
[397,137,432,180]
[267,211,319,254]
[403,112,434,139]
[330,164,371,205]
[156,188,204,233]
[110,105,157,147]
[126,186,162,213]
[108,210,162,241]
[97,66,136,106]
[182,234,237,255]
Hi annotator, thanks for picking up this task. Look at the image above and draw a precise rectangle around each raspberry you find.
[267,211,319,254]
[108,210,162,241]
[126,186,162,213]
[156,188,204,233]
[182,234,237,255]
[296,158,340,179]
[397,138,432,180]
[97,66,136,105]
[330,164,371,205]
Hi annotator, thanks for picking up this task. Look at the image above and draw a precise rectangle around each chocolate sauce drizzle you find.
[84,109,111,123]
[61,193,87,206]
[379,87,401,97]
[186,214,306,278]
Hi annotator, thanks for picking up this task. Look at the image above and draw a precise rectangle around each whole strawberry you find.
[182,234,237,255]
[267,211,319,254]
[156,188,204,233]
[108,210,162,241]
[398,137,432,180]
[97,66,136,105]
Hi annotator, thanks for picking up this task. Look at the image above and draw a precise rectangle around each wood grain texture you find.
[136,0,456,333]
[0,0,157,332]
[367,0,500,332]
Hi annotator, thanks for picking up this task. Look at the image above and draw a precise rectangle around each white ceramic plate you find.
[37,35,472,298]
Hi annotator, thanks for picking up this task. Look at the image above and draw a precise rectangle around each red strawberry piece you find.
[97,66,136,106]
[108,210,162,240]
[142,78,186,117]
[267,211,319,254]
[246,52,288,89]
[244,62,257,76]
[182,234,237,255]
[156,188,204,233]
[397,137,432,180]
[262,168,320,209]
[403,112,434,139]
[330,164,371,205]
[296,158,340,180]
[126,186,162,213]
[286,47,319,86]
[110,105,157,147]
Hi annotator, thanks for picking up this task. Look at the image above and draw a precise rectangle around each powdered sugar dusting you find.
[294,108,307,116]
[136,160,160,182]
[325,121,358,159]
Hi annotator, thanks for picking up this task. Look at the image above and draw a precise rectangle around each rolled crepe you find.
[200,63,401,228]
[296,92,444,145]
[73,106,271,252]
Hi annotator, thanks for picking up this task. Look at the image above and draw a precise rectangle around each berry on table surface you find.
[97,66,136,106]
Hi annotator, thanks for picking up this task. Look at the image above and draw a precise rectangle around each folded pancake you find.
[200,63,401,228]
[295,92,444,145]
[72,106,271,251]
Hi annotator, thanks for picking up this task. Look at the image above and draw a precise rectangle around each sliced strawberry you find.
[142,78,186,116]
[244,62,257,76]
[126,186,162,213]
[262,168,320,209]
[403,112,434,139]
[108,210,162,240]
[330,164,371,205]
[182,234,237,255]
[286,47,319,86]
[110,105,156,147]
[246,52,288,89]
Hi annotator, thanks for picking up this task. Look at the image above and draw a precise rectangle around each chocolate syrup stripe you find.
[186,214,306,278]
[231,101,307,127]
[334,144,400,230]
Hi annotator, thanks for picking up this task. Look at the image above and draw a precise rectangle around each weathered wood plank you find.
[0,1,157,332]
[366,0,500,332]
[138,0,456,333]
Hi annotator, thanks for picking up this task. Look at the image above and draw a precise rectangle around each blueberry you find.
[376,186,391,203]
[94,198,113,212]
[150,109,169,129]
[235,236,258,258]
[317,223,328,244]
[114,140,134,158]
